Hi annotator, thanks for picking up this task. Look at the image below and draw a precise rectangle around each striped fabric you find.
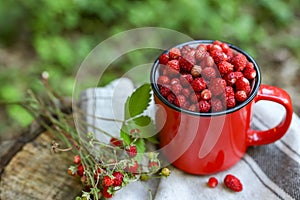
[80,78,299,200]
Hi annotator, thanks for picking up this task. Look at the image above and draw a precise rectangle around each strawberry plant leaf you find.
[134,138,146,155]
[126,115,157,142]
[120,127,132,146]
[124,83,151,120]
[133,115,151,126]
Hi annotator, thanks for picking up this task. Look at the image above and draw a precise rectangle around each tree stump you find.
[0,122,82,200]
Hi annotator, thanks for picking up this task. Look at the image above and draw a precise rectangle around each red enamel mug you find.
[150,40,293,175]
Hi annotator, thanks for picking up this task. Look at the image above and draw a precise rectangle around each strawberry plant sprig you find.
[121,83,158,158]
[10,73,168,200]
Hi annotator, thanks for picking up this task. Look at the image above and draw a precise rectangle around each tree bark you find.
[0,126,82,200]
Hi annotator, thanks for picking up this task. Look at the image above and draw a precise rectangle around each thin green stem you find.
[79,119,115,138]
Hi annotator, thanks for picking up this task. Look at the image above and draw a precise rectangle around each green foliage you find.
[120,83,155,162]
[124,83,151,120]
[0,0,299,132]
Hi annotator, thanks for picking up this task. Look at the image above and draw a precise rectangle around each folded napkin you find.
[80,78,300,200]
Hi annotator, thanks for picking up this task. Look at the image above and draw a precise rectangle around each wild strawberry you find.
[206,44,212,51]
[181,101,190,110]
[199,100,211,112]
[225,49,234,62]
[112,171,124,187]
[159,86,171,97]
[171,84,183,95]
[148,161,160,172]
[224,71,243,86]
[213,40,222,45]
[186,48,196,57]
[102,186,113,198]
[195,49,207,61]
[189,92,201,103]
[188,103,199,112]
[161,68,168,76]
[201,55,215,68]
[182,88,191,98]
[83,185,91,192]
[130,128,141,137]
[211,99,224,112]
[196,44,207,51]
[77,164,84,177]
[210,50,227,64]
[169,47,181,59]
[201,67,217,81]
[159,53,169,65]
[207,177,218,188]
[170,77,180,85]
[231,53,247,71]
[211,44,223,52]
[191,77,207,92]
[224,174,243,192]
[226,96,236,108]
[125,161,139,174]
[246,62,254,69]
[167,93,176,103]
[220,42,230,53]
[81,175,87,184]
[73,155,81,165]
[179,55,195,72]
[225,86,236,108]
[218,61,234,75]
[160,167,171,177]
[157,75,170,86]
[67,166,77,176]
[225,86,234,96]
[208,78,226,96]
[201,89,212,100]
[179,73,193,86]
[182,53,196,69]
[110,137,123,147]
[166,60,180,75]
[67,168,73,176]
[243,67,257,80]
[126,145,137,158]
[102,175,114,187]
[181,45,193,56]
[174,95,186,107]
[235,77,251,94]
[191,65,202,77]
[235,90,248,102]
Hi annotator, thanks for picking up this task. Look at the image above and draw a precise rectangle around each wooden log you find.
[0,121,45,175]
[0,128,82,200]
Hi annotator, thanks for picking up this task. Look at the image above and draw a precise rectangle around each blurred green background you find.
[0,0,299,135]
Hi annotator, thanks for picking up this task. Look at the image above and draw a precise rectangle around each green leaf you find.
[126,115,157,141]
[134,138,146,154]
[120,127,132,146]
[124,83,151,120]
[133,115,151,126]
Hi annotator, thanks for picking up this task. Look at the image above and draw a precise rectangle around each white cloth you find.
[80,78,300,200]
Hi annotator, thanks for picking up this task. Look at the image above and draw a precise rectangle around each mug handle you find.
[247,84,293,146]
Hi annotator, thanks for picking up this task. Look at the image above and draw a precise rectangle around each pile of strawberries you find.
[157,40,257,113]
